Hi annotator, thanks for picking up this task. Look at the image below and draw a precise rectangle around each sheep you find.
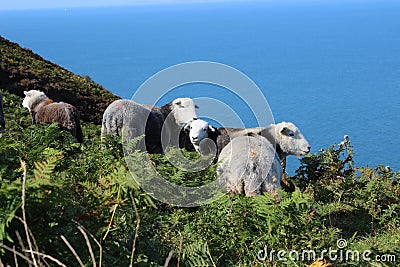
[0,94,5,135]
[217,135,283,196]
[185,119,310,172]
[101,98,199,154]
[22,90,83,142]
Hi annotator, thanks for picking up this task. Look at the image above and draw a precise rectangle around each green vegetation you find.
[1,90,399,266]
[0,36,399,266]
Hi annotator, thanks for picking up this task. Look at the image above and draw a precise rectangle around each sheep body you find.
[22,90,83,142]
[101,98,198,153]
[101,99,150,136]
[217,135,283,196]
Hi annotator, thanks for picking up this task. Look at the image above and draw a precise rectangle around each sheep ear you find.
[280,126,295,137]
[24,91,29,96]
[183,122,191,132]
[174,100,181,106]
[280,127,289,134]
[209,125,216,132]
[195,104,200,109]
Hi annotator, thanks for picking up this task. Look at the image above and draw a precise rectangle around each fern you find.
[33,155,60,180]
[182,241,216,267]
[0,157,62,244]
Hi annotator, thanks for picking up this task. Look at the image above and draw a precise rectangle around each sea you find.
[0,0,399,174]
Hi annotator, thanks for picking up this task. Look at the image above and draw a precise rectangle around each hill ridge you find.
[0,35,120,123]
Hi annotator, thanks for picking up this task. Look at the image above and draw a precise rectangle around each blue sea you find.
[1,1,399,174]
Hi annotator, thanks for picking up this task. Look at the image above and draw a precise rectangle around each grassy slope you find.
[0,36,120,123]
[0,38,399,266]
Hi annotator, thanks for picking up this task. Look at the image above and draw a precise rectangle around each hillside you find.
[0,36,120,123]
[0,39,399,266]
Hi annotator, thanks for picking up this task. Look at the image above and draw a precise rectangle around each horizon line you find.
[0,0,393,11]
[0,0,269,11]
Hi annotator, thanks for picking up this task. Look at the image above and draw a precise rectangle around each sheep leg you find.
[30,111,36,124]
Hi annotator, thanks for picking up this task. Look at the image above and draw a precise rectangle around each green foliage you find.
[150,149,217,187]
[182,241,216,266]
[0,90,399,266]
[147,190,339,266]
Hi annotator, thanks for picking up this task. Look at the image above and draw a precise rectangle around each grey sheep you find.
[101,98,199,153]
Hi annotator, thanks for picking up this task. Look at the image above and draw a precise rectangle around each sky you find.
[1,0,391,11]
[0,0,261,10]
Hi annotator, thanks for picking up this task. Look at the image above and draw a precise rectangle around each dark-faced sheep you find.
[22,90,83,142]
[101,98,199,153]
[186,119,310,171]
[217,135,283,196]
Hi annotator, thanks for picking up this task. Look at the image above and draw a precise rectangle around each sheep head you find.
[187,119,215,145]
[275,122,310,157]
[170,98,199,126]
[22,90,48,111]
[183,118,216,154]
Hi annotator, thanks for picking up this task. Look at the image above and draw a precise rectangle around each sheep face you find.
[22,90,47,111]
[276,122,310,156]
[170,98,199,125]
[187,119,215,146]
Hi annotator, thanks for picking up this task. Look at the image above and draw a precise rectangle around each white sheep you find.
[216,122,310,196]
[101,98,199,153]
[217,135,283,196]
